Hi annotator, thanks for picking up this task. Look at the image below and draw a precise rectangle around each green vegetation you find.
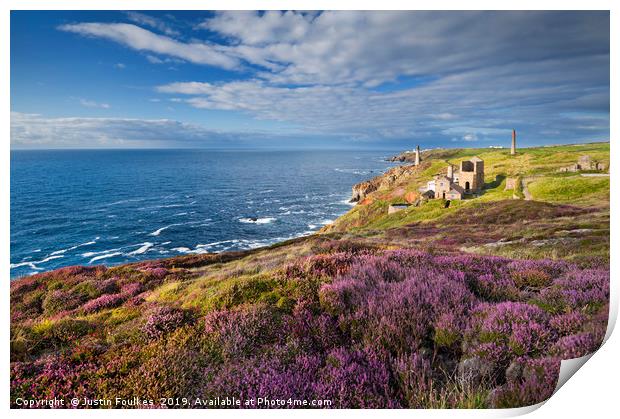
[528,175,609,204]
[328,142,609,233]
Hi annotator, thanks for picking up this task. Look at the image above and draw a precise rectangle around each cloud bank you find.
[27,11,612,147]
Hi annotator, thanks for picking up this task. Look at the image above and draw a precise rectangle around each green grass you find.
[528,175,609,204]
[328,142,609,233]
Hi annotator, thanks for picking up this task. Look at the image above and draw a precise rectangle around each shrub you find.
[204,304,283,360]
[204,347,322,406]
[82,293,126,314]
[537,268,609,314]
[393,352,434,408]
[336,265,475,355]
[143,306,190,339]
[287,301,343,352]
[549,312,587,336]
[488,357,560,408]
[511,269,552,290]
[11,355,98,404]
[465,302,553,365]
[42,289,84,315]
[474,273,520,302]
[550,333,600,359]
[314,347,400,408]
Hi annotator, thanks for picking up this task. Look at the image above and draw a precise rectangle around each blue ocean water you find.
[10,149,395,279]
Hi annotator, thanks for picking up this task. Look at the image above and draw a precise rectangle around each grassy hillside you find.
[328,142,609,233]
[10,142,610,409]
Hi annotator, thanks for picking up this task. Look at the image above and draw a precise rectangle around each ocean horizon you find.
[10,149,396,278]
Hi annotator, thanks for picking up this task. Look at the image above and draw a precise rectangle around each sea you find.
[10,149,396,279]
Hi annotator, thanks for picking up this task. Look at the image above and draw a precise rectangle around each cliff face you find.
[350,164,423,203]
[387,151,418,163]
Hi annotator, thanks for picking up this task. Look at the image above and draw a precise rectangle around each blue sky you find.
[10,11,610,149]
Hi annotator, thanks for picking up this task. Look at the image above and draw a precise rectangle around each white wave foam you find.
[50,239,97,256]
[172,247,207,255]
[149,224,178,236]
[89,252,122,264]
[11,254,65,271]
[196,239,239,249]
[82,248,121,258]
[106,198,145,206]
[128,242,154,256]
[173,212,188,217]
[239,217,276,224]
[334,168,369,175]
[10,261,41,270]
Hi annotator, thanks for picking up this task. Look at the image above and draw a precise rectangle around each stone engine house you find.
[458,156,485,193]
[422,156,485,200]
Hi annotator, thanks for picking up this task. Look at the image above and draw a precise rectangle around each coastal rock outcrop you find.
[350,164,424,203]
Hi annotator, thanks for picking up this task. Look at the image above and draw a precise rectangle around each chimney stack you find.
[511,129,517,155]
[415,145,421,165]
[447,164,453,180]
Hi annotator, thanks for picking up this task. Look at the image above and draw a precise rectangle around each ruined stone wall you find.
[434,177,452,199]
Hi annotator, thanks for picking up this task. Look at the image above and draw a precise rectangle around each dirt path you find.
[580,173,610,177]
[521,177,533,200]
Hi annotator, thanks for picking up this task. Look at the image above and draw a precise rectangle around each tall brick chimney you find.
[415,145,421,165]
[511,129,517,155]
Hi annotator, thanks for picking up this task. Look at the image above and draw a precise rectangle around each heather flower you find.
[95,277,119,294]
[287,301,343,352]
[81,293,126,314]
[204,304,283,359]
[42,289,84,315]
[433,312,462,348]
[314,347,400,408]
[537,268,609,313]
[393,352,434,408]
[474,273,519,302]
[144,306,189,339]
[344,268,475,355]
[120,282,144,296]
[550,333,600,359]
[489,357,560,408]
[282,252,362,280]
[465,302,552,364]
[204,348,322,406]
[549,311,587,336]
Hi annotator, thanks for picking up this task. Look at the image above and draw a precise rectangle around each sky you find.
[10,10,610,149]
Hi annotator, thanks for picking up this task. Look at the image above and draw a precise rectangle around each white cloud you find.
[58,23,238,69]
[10,112,245,148]
[125,11,180,37]
[53,11,609,146]
[154,54,609,144]
[114,62,126,69]
[79,99,110,109]
[197,11,312,46]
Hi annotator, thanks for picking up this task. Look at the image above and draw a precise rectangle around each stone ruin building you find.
[420,156,485,200]
[558,155,606,172]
